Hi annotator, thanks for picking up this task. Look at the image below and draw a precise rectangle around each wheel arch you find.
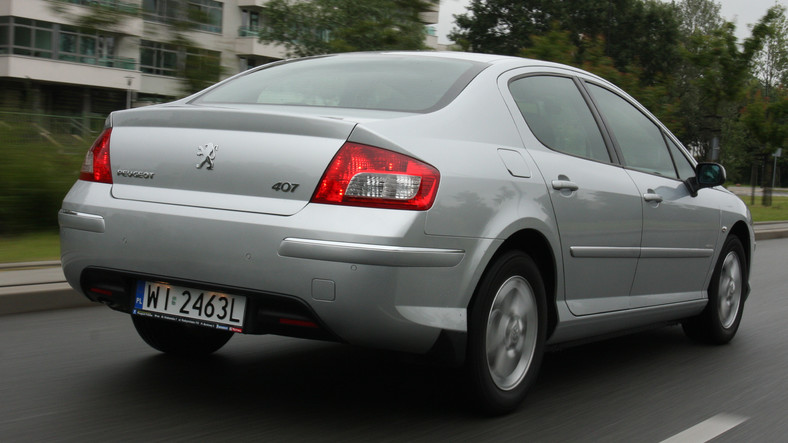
[468,228,559,340]
[729,220,752,273]
[728,220,753,301]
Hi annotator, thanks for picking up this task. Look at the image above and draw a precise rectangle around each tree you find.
[449,0,554,55]
[753,5,788,97]
[742,90,788,148]
[449,0,679,85]
[668,2,782,161]
[674,0,723,35]
[257,0,438,58]
[521,27,674,127]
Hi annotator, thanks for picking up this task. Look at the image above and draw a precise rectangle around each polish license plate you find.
[133,281,246,333]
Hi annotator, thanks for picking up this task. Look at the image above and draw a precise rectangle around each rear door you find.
[502,72,642,316]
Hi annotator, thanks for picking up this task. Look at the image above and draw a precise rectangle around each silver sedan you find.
[60,52,754,414]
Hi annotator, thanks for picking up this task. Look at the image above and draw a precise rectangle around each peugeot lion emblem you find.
[196,143,218,169]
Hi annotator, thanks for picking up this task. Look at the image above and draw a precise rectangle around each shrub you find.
[0,121,87,234]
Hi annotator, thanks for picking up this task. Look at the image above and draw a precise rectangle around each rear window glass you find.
[194,55,486,113]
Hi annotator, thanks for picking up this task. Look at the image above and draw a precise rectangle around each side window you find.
[586,83,677,179]
[509,76,610,163]
[666,137,696,181]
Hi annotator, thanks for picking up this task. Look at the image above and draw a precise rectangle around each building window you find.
[186,46,221,76]
[143,0,223,33]
[239,9,261,36]
[142,0,179,24]
[6,18,54,58]
[188,0,223,33]
[0,17,130,68]
[58,25,113,65]
[0,17,9,54]
[140,40,179,76]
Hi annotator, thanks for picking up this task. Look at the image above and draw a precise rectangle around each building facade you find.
[0,0,440,131]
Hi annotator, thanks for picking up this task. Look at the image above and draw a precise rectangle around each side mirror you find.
[685,163,726,197]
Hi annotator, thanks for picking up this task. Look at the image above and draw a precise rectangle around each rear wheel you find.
[467,251,546,415]
[683,236,747,344]
[131,315,233,356]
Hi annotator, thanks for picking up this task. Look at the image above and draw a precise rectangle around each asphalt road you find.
[1,239,786,442]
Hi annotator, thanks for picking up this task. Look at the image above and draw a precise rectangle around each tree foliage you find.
[258,0,438,58]
[743,91,788,149]
[450,0,679,85]
[675,0,723,35]
[521,28,673,126]
[754,5,788,95]
[449,0,554,55]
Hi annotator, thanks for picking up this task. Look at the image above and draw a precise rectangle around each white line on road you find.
[661,413,749,443]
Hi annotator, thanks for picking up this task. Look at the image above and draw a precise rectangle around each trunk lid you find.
[108,105,357,216]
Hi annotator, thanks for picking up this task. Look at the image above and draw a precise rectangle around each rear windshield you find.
[194,54,486,113]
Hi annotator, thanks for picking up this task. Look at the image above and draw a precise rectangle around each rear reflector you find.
[311,142,440,210]
[79,128,113,184]
[279,318,319,328]
[89,287,113,297]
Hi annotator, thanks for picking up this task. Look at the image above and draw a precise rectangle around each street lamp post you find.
[125,76,134,109]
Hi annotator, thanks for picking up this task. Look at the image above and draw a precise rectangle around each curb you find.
[1,226,787,316]
[0,262,95,315]
[753,222,788,241]
[0,260,62,270]
[0,283,94,316]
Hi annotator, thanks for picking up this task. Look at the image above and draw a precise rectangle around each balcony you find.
[238,26,263,37]
[56,55,137,70]
[0,54,142,90]
[236,27,285,59]
[235,39,286,60]
[236,0,270,7]
[58,0,140,15]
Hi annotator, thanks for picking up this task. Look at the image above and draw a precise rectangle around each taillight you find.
[311,142,440,210]
[79,128,113,184]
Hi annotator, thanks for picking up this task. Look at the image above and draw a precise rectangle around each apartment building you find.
[0,0,440,130]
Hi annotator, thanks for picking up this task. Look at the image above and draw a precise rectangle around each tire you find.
[683,236,747,344]
[131,315,233,356]
[467,250,547,415]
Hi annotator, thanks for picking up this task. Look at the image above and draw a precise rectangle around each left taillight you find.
[311,142,440,210]
[79,128,113,184]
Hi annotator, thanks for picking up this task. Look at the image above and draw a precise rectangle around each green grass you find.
[738,196,788,222]
[0,231,60,263]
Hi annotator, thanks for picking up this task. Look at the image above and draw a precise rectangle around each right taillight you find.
[79,128,113,184]
[311,142,440,210]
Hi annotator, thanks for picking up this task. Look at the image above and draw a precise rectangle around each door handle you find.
[643,191,663,203]
[551,180,579,191]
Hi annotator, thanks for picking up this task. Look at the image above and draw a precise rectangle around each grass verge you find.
[0,231,60,264]
[738,196,788,222]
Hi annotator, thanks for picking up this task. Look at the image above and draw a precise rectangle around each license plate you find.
[133,281,246,333]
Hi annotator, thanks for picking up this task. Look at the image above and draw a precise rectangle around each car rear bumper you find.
[60,181,494,355]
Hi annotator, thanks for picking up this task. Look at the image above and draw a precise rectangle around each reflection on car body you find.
[60,52,754,414]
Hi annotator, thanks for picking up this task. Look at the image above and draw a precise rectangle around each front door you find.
[584,82,719,307]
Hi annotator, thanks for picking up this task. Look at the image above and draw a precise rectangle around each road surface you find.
[1,239,787,441]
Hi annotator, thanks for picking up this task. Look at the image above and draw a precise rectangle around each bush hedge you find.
[0,121,87,234]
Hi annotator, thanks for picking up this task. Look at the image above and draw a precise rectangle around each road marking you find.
[661,413,749,443]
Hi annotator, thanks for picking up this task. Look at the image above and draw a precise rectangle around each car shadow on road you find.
[78,324,739,438]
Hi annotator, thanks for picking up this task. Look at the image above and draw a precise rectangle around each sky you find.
[435,0,788,45]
